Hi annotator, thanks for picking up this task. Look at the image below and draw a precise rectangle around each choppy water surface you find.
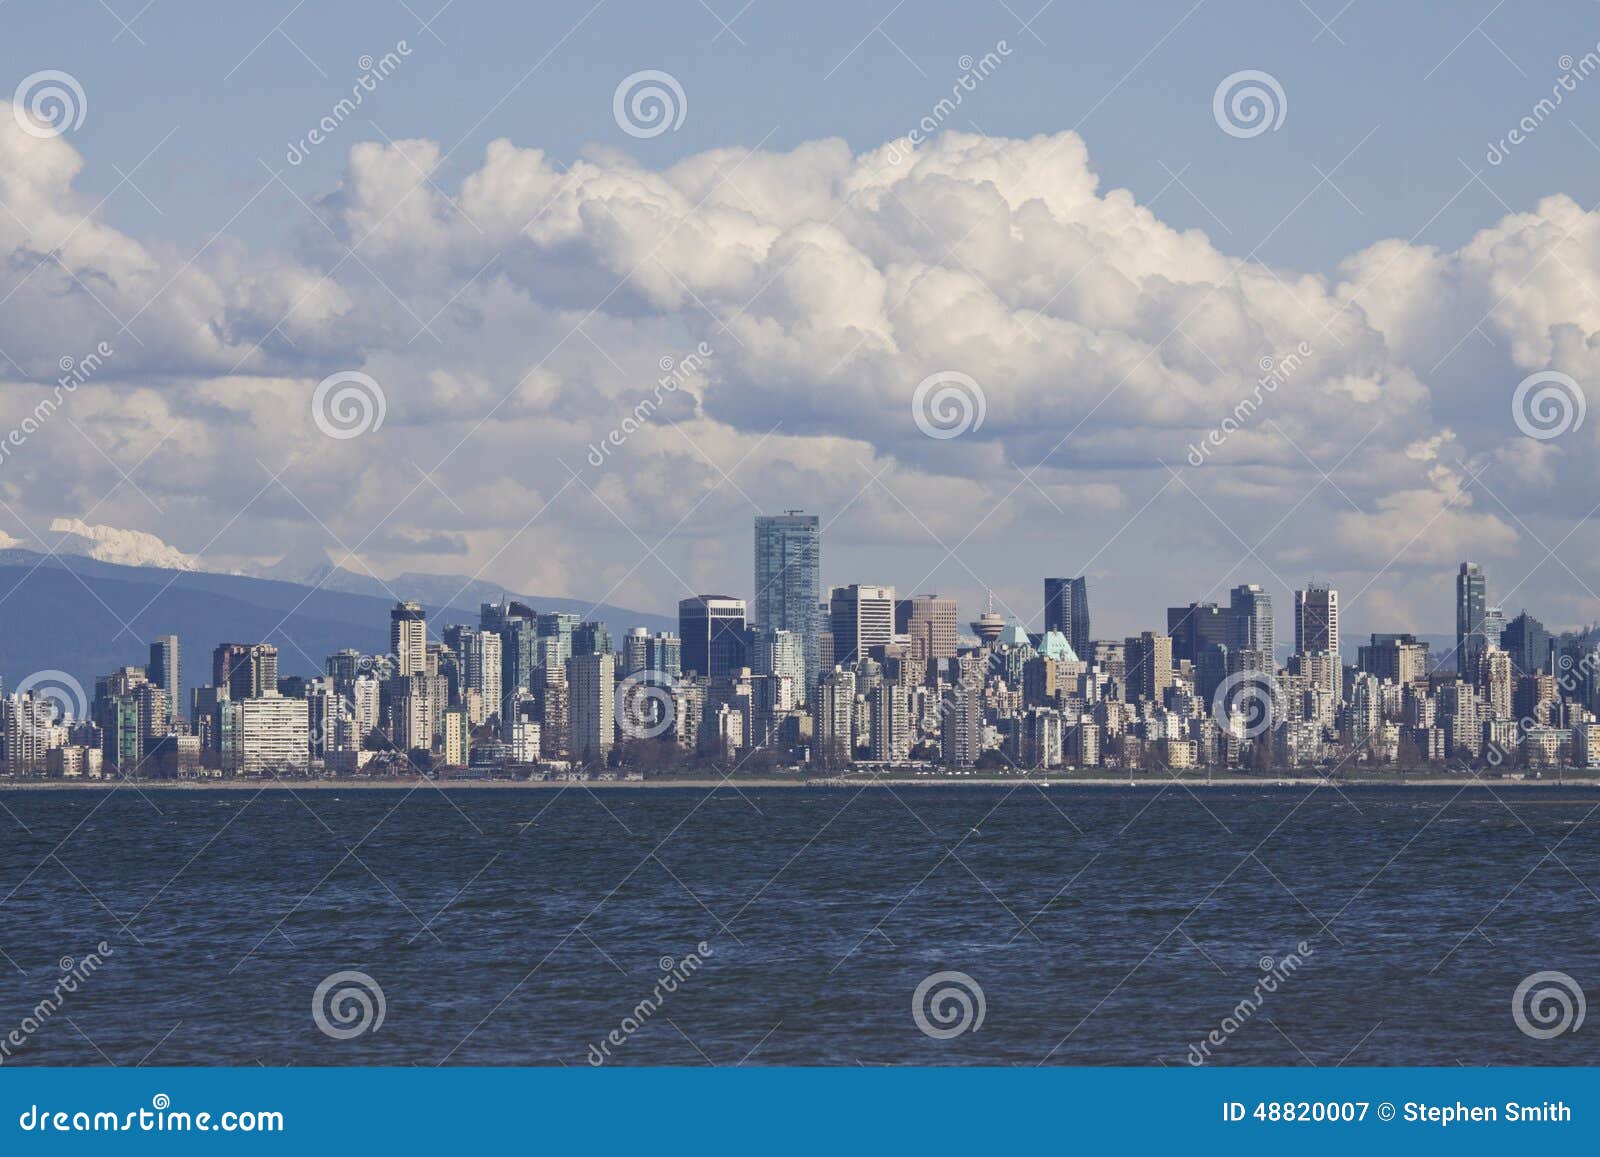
[1,784,1596,1066]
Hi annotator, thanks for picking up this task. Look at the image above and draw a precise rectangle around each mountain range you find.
[0,544,672,709]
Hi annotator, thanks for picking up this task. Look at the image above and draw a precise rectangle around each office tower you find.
[754,512,822,691]
[1456,563,1488,676]
[1357,634,1430,686]
[391,601,427,676]
[1044,576,1091,659]
[679,596,748,680]
[573,620,613,658]
[895,594,959,662]
[567,651,615,763]
[1124,632,1173,702]
[1196,644,1229,706]
[1294,582,1338,656]
[1501,611,1552,676]
[829,584,895,667]
[147,635,180,723]
[1167,602,1229,665]
[1227,584,1275,659]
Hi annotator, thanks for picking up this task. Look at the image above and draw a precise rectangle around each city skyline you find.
[5,505,1593,780]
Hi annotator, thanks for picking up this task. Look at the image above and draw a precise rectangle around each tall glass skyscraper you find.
[754,512,821,694]
[1043,576,1091,659]
[1456,562,1487,676]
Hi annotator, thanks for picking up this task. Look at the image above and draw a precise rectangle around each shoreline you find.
[3,774,1597,791]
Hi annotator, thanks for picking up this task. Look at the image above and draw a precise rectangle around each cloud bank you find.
[1,108,1596,634]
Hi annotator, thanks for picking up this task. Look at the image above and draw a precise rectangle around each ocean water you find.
[0,784,1596,1067]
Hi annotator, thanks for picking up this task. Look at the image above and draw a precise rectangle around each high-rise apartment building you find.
[391,601,427,676]
[754,512,821,692]
[568,651,615,763]
[147,635,180,723]
[1124,632,1173,702]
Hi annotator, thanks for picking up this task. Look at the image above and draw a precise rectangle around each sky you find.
[3,0,1600,644]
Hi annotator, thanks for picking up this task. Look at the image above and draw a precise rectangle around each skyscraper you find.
[895,594,959,661]
[147,634,180,723]
[1294,582,1339,656]
[1044,577,1091,660]
[1167,602,1229,665]
[828,584,895,667]
[391,601,427,676]
[678,596,748,680]
[1501,611,1552,676]
[1227,584,1275,659]
[567,651,615,763]
[754,512,821,693]
[212,642,277,700]
[1456,563,1487,677]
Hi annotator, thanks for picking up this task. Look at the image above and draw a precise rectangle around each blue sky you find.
[4,1,1600,644]
[10,0,1599,271]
